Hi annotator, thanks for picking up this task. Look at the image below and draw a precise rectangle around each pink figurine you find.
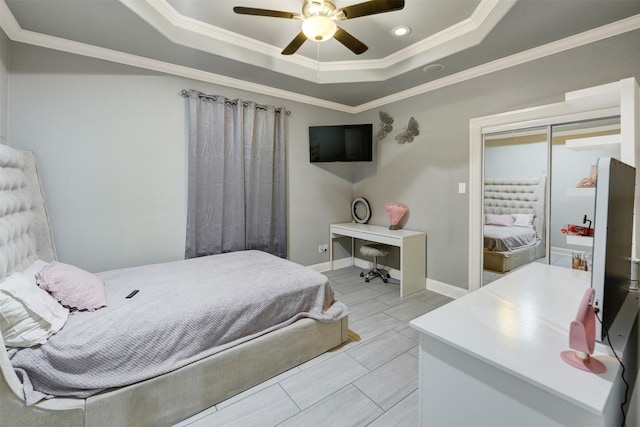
[385,203,408,230]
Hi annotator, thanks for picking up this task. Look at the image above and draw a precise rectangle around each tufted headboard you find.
[484,177,546,240]
[0,145,56,280]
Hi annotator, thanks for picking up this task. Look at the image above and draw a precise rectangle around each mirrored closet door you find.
[549,116,621,272]
[481,117,621,286]
[482,126,549,286]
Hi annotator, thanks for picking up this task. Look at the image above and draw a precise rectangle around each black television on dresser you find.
[590,157,636,341]
[309,124,373,162]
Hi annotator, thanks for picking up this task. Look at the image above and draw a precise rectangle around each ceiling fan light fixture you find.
[234,0,403,55]
[302,16,337,42]
[304,0,335,16]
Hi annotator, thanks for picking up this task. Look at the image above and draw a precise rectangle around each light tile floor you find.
[174,267,454,427]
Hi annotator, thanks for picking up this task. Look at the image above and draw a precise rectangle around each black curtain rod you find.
[180,89,290,115]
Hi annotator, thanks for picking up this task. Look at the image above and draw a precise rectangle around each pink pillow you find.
[36,262,106,311]
[485,214,515,227]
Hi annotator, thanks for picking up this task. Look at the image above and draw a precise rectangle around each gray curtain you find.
[185,90,287,259]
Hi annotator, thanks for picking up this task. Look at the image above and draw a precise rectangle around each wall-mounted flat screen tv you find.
[309,124,373,162]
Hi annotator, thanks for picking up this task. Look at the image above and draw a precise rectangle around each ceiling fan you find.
[233,0,405,55]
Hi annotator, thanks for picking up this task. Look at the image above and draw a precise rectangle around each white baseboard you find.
[311,258,466,300]
[309,257,353,273]
[308,261,331,273]
[426,278,467,299]
[312,257,401,278]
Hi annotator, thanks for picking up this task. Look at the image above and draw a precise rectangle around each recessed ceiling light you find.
[391,26,411,37]
[423,64,445,73]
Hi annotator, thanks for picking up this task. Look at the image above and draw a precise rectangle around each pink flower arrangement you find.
[385,203,408,230]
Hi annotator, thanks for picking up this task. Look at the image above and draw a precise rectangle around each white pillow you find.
[513,213,535,228]
[0,272,68,348]
[485,214,515,227]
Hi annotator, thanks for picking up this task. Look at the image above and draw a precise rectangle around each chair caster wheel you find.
[383,278,388,283]
[365,278,370,283]
[386,273,391,278]
[360,272,364,277]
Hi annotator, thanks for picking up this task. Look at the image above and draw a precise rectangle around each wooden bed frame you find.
[483,177,546,273]
[0,146,349,427]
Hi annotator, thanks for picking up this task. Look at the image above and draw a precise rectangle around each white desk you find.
[329,223,426,297]
[410,263,637,427]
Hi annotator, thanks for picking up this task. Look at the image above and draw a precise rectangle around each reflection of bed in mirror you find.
[483,177,546,273]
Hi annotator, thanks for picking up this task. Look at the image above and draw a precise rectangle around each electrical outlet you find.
[318,244,323,253]
[321,244,328,253]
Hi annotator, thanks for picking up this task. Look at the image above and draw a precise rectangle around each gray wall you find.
[6,29,640,290]
[0,29,9,145]
[353,29,640,289]
[7,43,352,273]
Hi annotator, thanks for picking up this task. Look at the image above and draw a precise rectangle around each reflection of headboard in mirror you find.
[484,177,546,242]
[0,145,56,280]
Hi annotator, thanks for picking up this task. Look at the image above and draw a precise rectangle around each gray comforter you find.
[484,225,538,252]
[10,250,348,404]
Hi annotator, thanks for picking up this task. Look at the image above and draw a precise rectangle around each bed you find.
[0,145,349,426]
[483,177,546,273]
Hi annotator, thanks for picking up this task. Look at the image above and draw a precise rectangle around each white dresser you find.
[410,262,638,427]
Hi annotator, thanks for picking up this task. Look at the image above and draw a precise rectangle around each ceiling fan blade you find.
[339,0,405,20]
[333,27,368,55]
[282,32,307,55]
[233,6,298,19]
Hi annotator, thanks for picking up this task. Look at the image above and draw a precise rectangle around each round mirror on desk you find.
[351,197,371,224]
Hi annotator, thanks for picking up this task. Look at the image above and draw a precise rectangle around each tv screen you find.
[590,157,636,341]
[309,124,373,162]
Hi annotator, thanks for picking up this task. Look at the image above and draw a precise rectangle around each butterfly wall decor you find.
[377,111,394,140]
[395,117,420,144]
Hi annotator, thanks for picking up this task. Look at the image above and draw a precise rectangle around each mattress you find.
[10,250,348,404]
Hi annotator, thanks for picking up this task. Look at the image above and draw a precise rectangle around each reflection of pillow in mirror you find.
[513,214,535,227]
[485,214,515,227]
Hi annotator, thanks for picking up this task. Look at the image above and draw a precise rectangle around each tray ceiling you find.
[2,0,640,111]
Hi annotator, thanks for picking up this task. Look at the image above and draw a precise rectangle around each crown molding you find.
[1,1,639,114]
[381,0,513,66]
[0,0,20,35]
[120,0,515,84]
[355,13,640,112]
[0,1,355,113]
[121,0,313,68]
[118,0,323,83]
